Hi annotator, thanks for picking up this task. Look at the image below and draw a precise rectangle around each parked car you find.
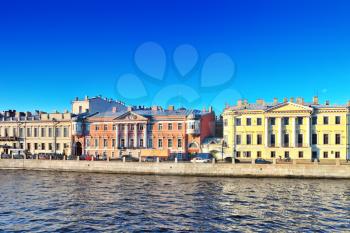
[191,157,211,163]
[1,154,11,159]
[255,158,272,164]
[144,156,157,162]
[224,157,241,163]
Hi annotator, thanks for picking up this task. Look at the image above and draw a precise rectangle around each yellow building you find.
[223,97,350,161]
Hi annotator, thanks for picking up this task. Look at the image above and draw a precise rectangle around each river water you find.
[0,170,349,232]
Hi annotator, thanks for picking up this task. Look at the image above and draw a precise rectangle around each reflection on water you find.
[0,170,349,232]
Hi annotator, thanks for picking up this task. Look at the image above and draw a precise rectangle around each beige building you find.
[0,110,73,156]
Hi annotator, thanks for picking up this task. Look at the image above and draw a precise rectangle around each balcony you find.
[0,136,19,142]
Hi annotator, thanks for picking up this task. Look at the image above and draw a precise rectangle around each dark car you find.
[144,156,157,162]
[255,158,272,164]
[224,157,240,163]
[1,154,11,159]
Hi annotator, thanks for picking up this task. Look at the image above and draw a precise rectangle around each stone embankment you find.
[1,159,350,179]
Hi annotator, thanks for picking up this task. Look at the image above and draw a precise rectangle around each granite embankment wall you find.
[0,159,350,179]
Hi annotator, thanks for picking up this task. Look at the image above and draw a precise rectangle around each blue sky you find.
[1,0,350,113]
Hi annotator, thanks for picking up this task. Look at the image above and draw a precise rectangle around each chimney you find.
[243,99,248,105]
[152,106,158,111]
[325,100,330,106]
[290,97,294,103]
[256,99,265,105]
[283,97,288,103]
[348,100,350,107]
[237,100,243,107]
[127,106,133,111]
[168,105,175,111]
[112,107,118,113]
[209,106,213,112]
[85,95,89,100]
[313,96,319,105]
[296,97,304,104]
[75,97,79,101]
[273,98,278,104]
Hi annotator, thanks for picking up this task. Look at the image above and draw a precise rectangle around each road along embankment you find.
[0,159,350,179]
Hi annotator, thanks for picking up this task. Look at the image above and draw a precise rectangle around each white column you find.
[115,124,119,148]
[291,117,296,147]
[278,117,283,147]
[265,117,269,147]
[134,123,138,147]
[306,117,310,147]
[125,124,129,148]
[143,123,147,148]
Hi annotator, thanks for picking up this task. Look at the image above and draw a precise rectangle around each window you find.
[224,119,228,127]
[64,143,68,149]
[236,135,241,145]
[284,151,289,158]
[121,139,125,147]
[27,128,32,137]
[312,116,317,125]
[140,139,144,147]
[177,138,182,148]
[34,143,38,150]
[298,134,303,146]
[139,124,144,131]
[168,123,173,130]
[79,106,82,114]
[112,139,116,147]
[104,125,108,131]
[158,124,163,131]
[323,116,329,125]
[323,151,328,158]
[235,118,241,126]
[283,117,289,125]
[19,128,24,137]
[335,116,341,125]
[104,139,108,148]
[20,143,24,149]
[95,125,99,131]
[270,134,275,146]
[245,151,251,158]
[56,143,60,150]
[27,143,31,151]
[34,128,38,137]
[95,139,98,148]
[130,139,134,147]
[41,128,46,137]
[323,134,329,145]
[86,139,90,148]
[257,118,262,126]
[113,125,117,130]
[130,125,134,130]
[284,134,289,146]
[148,139,152,148]
[270,118,276,126]
[335,152,340,158]
[297,117,303,125]
[178,123,183,130]
[246,135,252,145]
[158,139,163,148]
[55,128,61,137]
[335,134,341,145]
[298,151,303,158]
[257,134,262,145]
[41,143,45,150]
[271,151,276,158]
[48,143,52,150]
[168,139,173,148]
[257,151,262,158]
[312,134,317,145]
[63,127,68,137]
[236,151,241,158]
[48,128,53,137]
[246,118,251,126]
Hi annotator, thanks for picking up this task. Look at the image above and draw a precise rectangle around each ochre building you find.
[223,97,350,161]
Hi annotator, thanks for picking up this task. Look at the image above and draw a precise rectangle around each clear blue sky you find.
[1,0,350,113]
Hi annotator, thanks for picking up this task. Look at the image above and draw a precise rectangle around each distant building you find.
[0,110,73,156]
[71,95,127,114]
[223,97,350,161]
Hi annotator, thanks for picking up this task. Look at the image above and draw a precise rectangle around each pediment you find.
[114,111,148,121]
[266,102,313,113]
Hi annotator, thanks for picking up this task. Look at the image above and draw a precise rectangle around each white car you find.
[191,157,211,163]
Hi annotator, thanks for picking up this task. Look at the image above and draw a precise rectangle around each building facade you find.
[0,110,73,156]
[75,106,216,160]
[223,97,350,161]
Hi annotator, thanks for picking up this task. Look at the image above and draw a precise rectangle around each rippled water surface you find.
[0,170,350,232]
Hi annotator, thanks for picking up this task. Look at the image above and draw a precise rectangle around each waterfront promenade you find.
[0,157,350,179]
